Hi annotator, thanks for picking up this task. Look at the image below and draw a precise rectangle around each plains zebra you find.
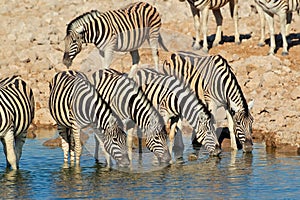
[162,51,254,153]
[132,68,221,158]
[254,0,300,55]
[63,2,167,72]
[0,76,34,169]
[180,0,240,52]
[91,69,171,164]
[49,70,129,167]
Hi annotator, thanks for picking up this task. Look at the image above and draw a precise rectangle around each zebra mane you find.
[0,75,20,89]
[66,10,101,34]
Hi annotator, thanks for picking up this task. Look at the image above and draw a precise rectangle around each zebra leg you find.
[212,9,223,47]
[128,50,140,77]
[103,47,114,69]
[279,12,289,55]
[190,5,201,50]
[173,119,184,161]
[71,125,82,165]
[58,125,70,163]
[201,7,210,53]
[230,0,240,44]
[14,132,27,167]
[256,3,266,46]
[226,110,238,150]
[3,129,17,169]
[264,12,276,55]
[148,37,159,70]
[94,131,112,168]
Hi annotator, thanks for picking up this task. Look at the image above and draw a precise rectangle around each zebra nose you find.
[243,138,253,153]
[63,53,72,68]
[159,149,171,164]
[210,144,222,157]
[118,154,130,167]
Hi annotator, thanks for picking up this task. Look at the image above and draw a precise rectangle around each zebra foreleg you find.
[94,131,112,168]
[226,110,238,151]
[58,125,70,163]
[279,12,289,55]
[128,50,140,77]
[264,12,276,55]
[3,129,17,169]
[190,5,202,50]
[201,7,210,53]
[14,132,27,167]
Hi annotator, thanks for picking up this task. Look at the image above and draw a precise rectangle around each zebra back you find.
[0,75,34,135]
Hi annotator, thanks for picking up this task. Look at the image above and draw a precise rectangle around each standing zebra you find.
[0,76,35,169]
[63,2,167,72]
[91,69,171,164]
[254,0,300,55]
[49,70,130,167]
[162,51,254,153]
[132,68,222,158]
[180,0,240,52]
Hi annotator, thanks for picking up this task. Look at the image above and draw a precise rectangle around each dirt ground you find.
[0,0,299,152]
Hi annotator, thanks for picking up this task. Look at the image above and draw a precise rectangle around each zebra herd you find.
[1,0,299,170]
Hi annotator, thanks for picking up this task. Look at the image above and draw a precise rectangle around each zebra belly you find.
[115,30,149,51]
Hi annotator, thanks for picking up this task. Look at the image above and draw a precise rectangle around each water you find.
[1,130,300,199]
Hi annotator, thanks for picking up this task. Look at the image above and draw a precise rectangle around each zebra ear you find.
[248,99,254,110]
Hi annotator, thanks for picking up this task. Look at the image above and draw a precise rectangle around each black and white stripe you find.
[63,2,167,71]
[133,68,221,157]
[49,70,129,167]
[162,51,254,153]
[91,69,171,164]
[182,0,240,52]
[254,0,300,55]
[0,76,34,169]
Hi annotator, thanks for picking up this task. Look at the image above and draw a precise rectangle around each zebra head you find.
[145,115,171,164]
[102,119,130,167]
[63,26,84,68]
[231,100,254,153]
[195,111,222,157]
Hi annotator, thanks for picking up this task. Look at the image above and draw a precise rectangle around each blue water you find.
[0,131,300,199]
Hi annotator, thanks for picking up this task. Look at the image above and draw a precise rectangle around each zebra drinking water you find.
[180,0,240,52]
[49,70,129,167]
[254,0,300,55]
[0,76,35,169]
[162,51,254,153]
[63,2,167,72]
[132,68,222,159]
[91,69,171,164]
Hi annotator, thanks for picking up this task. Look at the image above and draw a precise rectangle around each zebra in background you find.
[254,0,300,55]
[63,2,167,73]
[179,0,240,52]
[0,76,35,169]
[49,70,129,167]
[132,68,222,159]
[91,69,171,164]
[162,51,254,153]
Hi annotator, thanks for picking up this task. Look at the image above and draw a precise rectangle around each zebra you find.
[162,51,254,153]
[180,0,240,52]
[91,69,171,164]
[0,76,35,169]
[254,0,300,55]
[63,2,168,72]
[132,68,222,159]
[49,70,130,167]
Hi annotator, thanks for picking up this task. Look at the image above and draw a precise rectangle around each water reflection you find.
[0,169,32,199]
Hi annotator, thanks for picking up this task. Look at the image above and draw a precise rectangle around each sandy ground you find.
[0,0,299,152]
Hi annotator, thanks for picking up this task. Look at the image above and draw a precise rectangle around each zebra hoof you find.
[257,42,265,47]
[192,44,201,51]
[235,41,241,45]
[282,51,289,56]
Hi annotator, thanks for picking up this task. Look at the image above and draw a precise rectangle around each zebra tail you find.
[158,33,168,52]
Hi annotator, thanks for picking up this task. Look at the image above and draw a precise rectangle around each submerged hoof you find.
[188,153,198,161]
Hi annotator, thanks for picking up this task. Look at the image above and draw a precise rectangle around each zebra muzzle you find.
[63,53,72,68]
